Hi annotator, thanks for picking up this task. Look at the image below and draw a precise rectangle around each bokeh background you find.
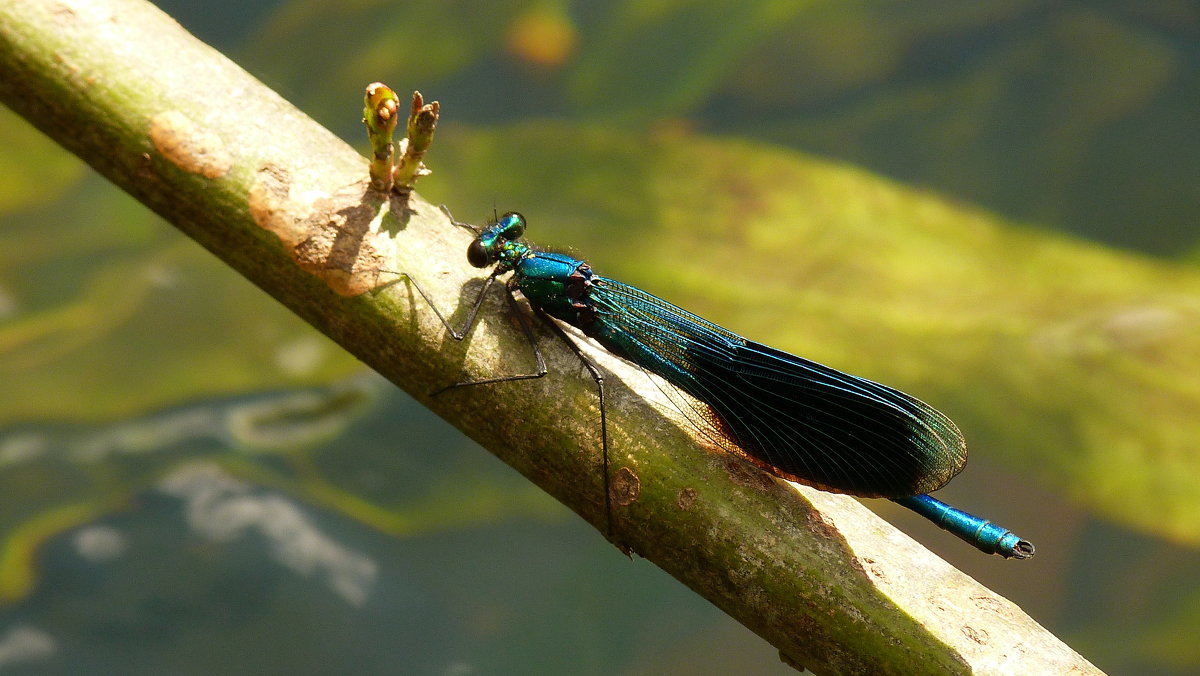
[2,1,1199,673]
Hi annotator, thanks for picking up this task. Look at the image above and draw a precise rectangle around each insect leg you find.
[525,305,613,541]
[434,280,615,539]
[382,267,501,341]
[433,277,549,394]
[439,204,481,234]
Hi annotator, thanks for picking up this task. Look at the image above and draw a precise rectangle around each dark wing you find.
[587,277,966,498]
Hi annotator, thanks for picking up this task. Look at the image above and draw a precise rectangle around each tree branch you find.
[0,0,1099,673]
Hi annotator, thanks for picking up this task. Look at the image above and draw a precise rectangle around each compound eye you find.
[498,212,526,239]
[467,239,491,268]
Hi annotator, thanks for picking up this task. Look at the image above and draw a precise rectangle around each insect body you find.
[415,209,1033,559]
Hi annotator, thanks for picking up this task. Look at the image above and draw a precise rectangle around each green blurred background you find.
[2,1,1199,673]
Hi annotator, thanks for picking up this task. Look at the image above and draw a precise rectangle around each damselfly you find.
[399,208,1034,559]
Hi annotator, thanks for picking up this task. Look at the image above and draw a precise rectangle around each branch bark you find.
[0,1,1100,673]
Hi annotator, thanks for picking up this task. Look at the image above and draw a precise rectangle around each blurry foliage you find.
[0,110,86,213]
[243,0,1199,255]
[0,172,364,424]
